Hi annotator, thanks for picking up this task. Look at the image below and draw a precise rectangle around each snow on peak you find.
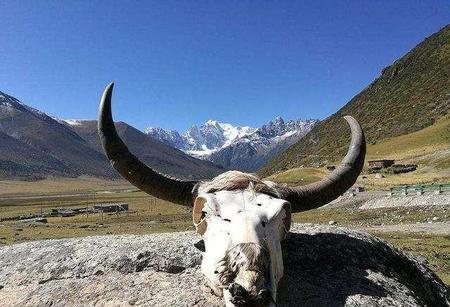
[205,119,220,126]
[64,119,82,126]
[147,119,257,156]
[64,119,91,126]
[146,117,319,160]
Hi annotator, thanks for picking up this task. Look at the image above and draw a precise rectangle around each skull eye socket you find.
[223,218,231,222]
[261,221,266,227]
[256,203,262,207]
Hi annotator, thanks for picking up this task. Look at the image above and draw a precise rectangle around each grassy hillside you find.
[259,25,450,177]
[367,115,450,170]
[267,115,450,189]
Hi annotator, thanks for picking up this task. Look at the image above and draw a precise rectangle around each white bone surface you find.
[194,189,290,304]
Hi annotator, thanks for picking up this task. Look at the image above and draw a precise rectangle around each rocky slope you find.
[0,224,448,307]
[148,117,318,172]
[260,24,450,177]
[0,91,223,180]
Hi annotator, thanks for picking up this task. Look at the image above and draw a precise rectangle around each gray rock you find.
[0,225,448,307]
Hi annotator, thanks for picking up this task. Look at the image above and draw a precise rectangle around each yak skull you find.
[97,83,366,306]
[193,188,291,306]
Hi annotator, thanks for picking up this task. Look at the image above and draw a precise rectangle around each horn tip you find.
[104,82,115,95]
[98,82,116,130]
[100,82,115,108]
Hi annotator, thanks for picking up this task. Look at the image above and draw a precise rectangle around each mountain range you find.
[0,88,316,180]
[147,117,318,172]
[0,91,224,180]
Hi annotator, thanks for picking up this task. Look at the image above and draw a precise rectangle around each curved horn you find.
[98,82,198,206]
[276,116,366,212]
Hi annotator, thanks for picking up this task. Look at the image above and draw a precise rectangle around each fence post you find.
[388,187,393,197]
[402,186,408,196]
[416,185,424,195]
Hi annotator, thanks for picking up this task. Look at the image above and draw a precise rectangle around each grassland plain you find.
[259,25,450,177]
[0,176,134,196]
[0,189,192,244]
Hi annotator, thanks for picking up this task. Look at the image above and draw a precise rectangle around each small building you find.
[51,209,76,217]
[94,203,129,212]
[368,159,395,173]
[391,164,417,174]
[368,160,395,169]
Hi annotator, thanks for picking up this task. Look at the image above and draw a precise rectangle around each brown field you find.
[0,176,133,196]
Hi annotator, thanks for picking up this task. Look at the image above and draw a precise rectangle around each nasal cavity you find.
[223,218,231,222]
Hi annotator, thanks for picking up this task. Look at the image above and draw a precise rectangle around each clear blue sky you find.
[1,1,449,132]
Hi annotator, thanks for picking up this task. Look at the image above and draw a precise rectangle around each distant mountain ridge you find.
[148,117,318,171]
[147,120,257,156]
[259,24,450,177]
[0,91,223,180]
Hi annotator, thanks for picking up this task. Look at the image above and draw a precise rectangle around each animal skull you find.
[194,186,290,306]
[97,83,366,306]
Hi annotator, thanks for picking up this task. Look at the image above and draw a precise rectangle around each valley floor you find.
[0,178,449,285]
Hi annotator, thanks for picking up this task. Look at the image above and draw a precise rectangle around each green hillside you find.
[266,115,450,189]
[259,25,450,177]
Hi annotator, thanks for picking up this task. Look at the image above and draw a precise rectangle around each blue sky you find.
[1,1,449,132]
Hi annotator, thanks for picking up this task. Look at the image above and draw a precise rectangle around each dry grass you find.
[356,171,450,190]
[265,167,328,185]
[0,176,133,196]
[367,115,450,170]
[267,166,450,190]
[0,189,192,244]
[375,232,450,286]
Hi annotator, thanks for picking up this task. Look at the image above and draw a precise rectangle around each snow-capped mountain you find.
[147,117,319,172]
[147,120,257,157]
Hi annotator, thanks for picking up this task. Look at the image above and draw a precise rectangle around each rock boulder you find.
[0,224,448,306]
